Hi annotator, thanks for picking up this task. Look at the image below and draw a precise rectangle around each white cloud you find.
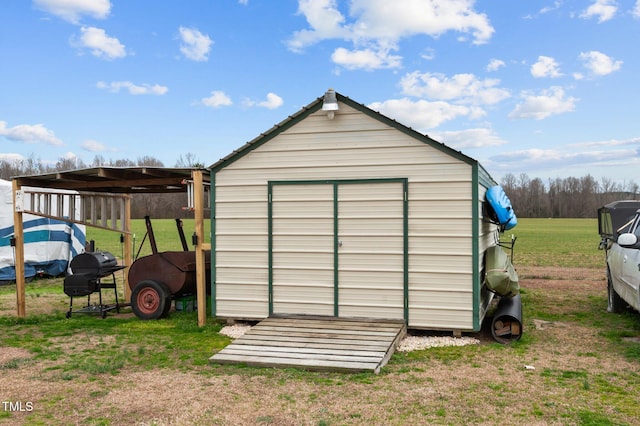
[0,153,26,162]
[368,98,472,131]
[96,81,168,95]
[531,56,562,78]
[178,27,213,62]
[348,0,494,43]
[431,128,507,149]
[258,93,284,109]
[287,0,350,52]
[539,1,562,15]
[331,46,402,70]
[62,151,77,159]
[287,0,494,69]
[569,137,640,149]
[508,87,577,120]
[488,145,640,174]
[486,59,505,72]
[634,0,640,18]
[81,139,108,152]
[72,26,127,60]
[420,48,436,61]
[580,0,618,23]
[0,121,63,146]
[400,71,510,105]
[244,93,285,109]
[34,0,111,24]
[579,50,622,76]
[201,91,232,108]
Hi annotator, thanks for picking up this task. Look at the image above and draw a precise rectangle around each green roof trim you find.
[209,100,322,173]
[209,91,497,185]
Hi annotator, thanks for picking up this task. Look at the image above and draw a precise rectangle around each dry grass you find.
[1,266,639,425]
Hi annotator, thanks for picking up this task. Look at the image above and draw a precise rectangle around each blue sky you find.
[2,0,639,184]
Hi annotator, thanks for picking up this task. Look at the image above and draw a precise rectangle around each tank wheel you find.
[131,280,171,320]
[607,268,626,314]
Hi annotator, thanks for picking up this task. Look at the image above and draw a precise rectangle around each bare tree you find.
[55,156,85,172]
[137,156,164,167]
[174,152,205,168]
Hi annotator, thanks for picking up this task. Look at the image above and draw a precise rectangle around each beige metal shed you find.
[209,90,500,334]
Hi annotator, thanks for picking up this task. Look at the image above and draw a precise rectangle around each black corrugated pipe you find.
[491,294,523,344]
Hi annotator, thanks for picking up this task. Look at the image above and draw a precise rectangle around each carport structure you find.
[10,167,211,326]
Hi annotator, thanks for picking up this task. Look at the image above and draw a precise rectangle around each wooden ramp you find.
[210,316,406,374]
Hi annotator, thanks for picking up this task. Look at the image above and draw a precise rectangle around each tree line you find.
[2,155,638,219]
[500,173,639,218]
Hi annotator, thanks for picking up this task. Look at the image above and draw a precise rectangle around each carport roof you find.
[12,166,210,194]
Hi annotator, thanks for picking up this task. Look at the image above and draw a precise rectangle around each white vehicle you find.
[598,201,640,313]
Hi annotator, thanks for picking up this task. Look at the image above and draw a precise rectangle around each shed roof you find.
[209,91,495,186]
[12,167,209,194]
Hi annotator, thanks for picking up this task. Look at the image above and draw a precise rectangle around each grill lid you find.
[70,251,120,277]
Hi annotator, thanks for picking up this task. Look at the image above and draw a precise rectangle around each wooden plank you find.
[261,316,404,329]
[236,335,391,350]
[247,326,396,338]
[228,343,387,358]
[260,324,399,337]
[260,317,405,331]
[219,348,382,363]
[212,354,379,373]
[244,330,396,344]
[247,325,399,338]
[377,321,406,370]
[210,316,405,374]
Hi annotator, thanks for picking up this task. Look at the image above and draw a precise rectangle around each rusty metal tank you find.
[127,250,211,296]
[127,216,211,320]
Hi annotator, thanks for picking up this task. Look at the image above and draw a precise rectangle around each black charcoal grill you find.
[64,251,126,318]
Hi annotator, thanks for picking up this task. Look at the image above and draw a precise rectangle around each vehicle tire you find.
[131,280,171,320]
[607,268,626,314]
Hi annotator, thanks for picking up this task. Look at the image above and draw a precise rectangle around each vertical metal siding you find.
[270,184,334,316]
[337,182,405,319]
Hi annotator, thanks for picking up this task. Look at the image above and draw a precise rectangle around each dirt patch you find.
[0,347,32,364]
[518,265,606,290]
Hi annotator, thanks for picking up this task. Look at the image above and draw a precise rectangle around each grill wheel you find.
[131,280,171,320]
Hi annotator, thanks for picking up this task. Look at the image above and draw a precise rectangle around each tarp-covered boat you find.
[484,245,519,297]
[0,179,86,283]
[485,185,517,230]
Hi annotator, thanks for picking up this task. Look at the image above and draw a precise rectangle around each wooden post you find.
[123,195,132,302]
[193,170,207,326]
[12,180,26,317]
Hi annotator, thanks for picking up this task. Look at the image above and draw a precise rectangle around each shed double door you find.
[269,180,406,320]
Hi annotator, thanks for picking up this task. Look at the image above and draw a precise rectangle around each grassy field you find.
[85,218,212,260]
[1,218,638,425]
[508,218,602,268]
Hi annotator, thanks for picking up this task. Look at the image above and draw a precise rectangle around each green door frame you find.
[268,178,409,321]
